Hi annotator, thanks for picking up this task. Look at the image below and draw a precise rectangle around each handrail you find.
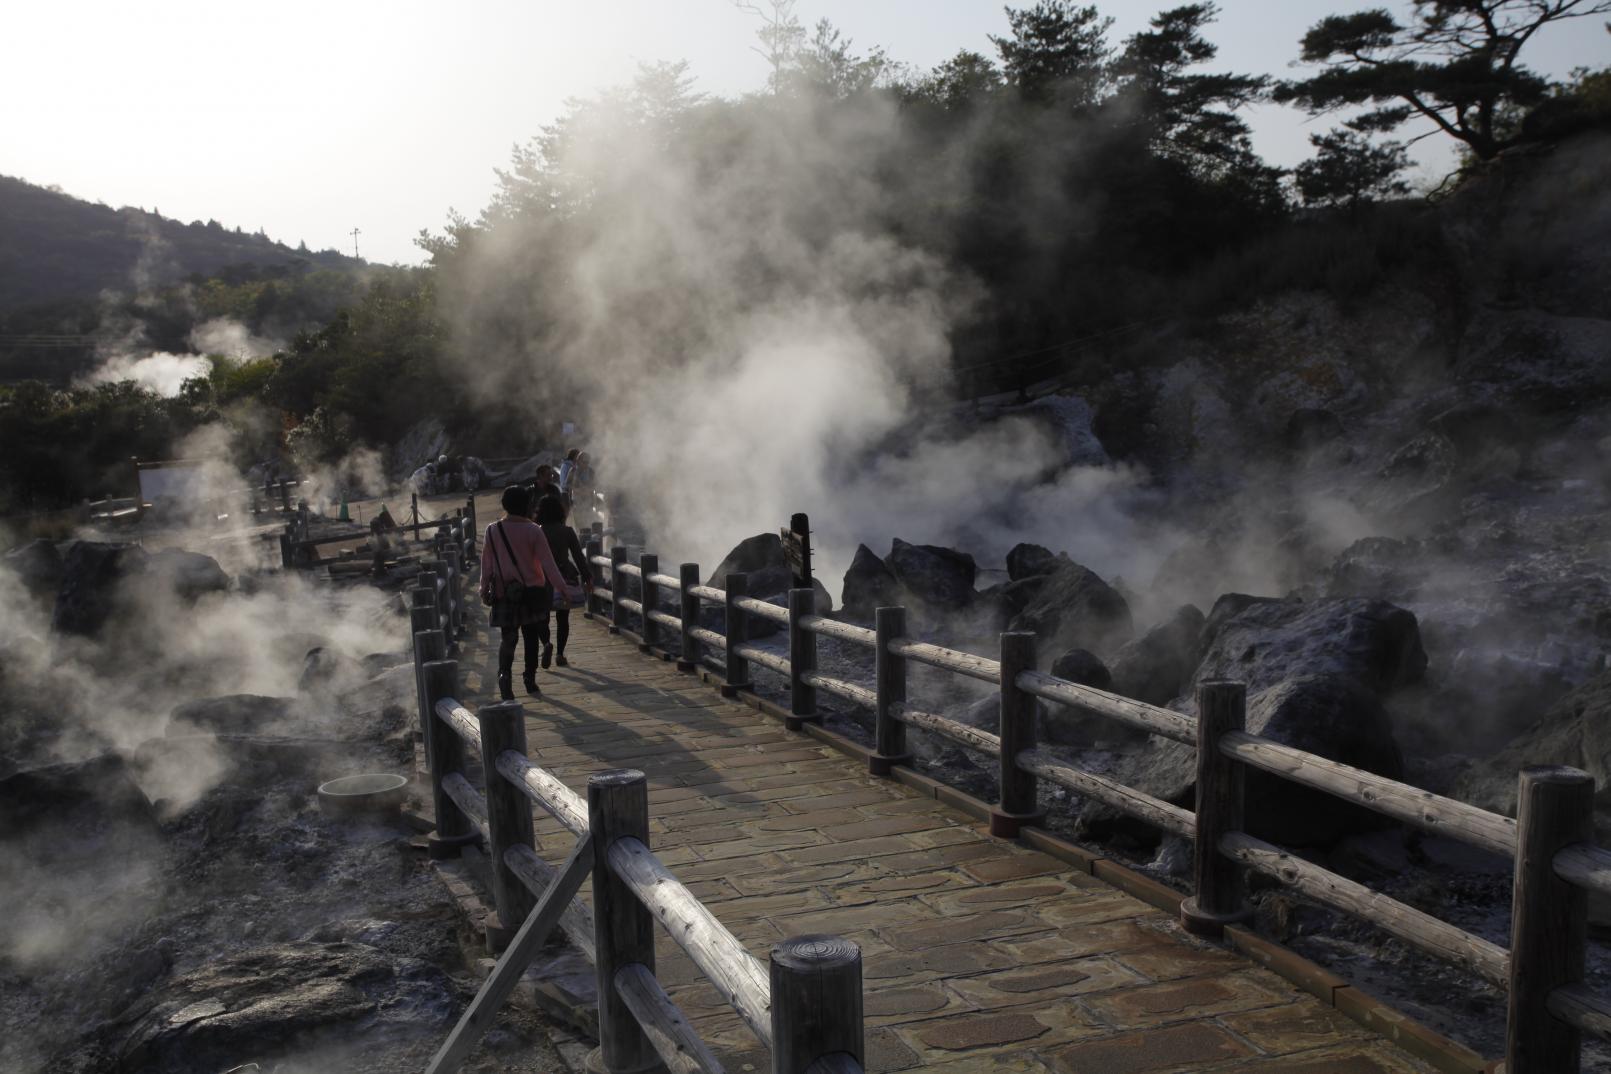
[1018,747,1195,839]
[607,836,774,1045]
[496,749,589,834]
[799,613,876,647]
[731,641,792,677]
[1220,730,1518,859]
[617,562,643,578]
[615,962,729,1074]
[887,637,999,683]
[800,670,877,708]
[1553,842,1611,899]
[890,702,1002,755]
[689,583,725,603]
[734,596,790,624]
[1017,670,1195,744]
[435,697,481,746]
[1220,830,1510,988]
[645,571,682,590]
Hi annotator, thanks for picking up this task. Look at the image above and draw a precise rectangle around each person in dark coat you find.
[534,493,591,668]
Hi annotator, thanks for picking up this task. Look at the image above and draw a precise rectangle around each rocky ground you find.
[0,525,566,1074]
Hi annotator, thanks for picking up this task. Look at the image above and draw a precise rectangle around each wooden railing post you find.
[638,552,659,654]
[786,588,818,731]
[422,659,477,859]
[585,539,604,618]
[869,606,911,777]
[1182,680,1251,937]
[770,935,863,1074]
[609,547,628,635]
[677,563,700,672]
[465,494,476,540]
[411,617,446,760]
[722,572,750,698]
[1507,765,1594,1072]
[477,700,537,953]
[588,769,658,1074]
[992,631,1044,838]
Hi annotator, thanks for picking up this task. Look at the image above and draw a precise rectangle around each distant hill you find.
[0,174,364,310]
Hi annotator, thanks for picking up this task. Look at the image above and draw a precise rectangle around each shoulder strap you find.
[495,520,527,586]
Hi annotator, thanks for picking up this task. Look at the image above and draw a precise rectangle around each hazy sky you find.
[3,1,1605,265]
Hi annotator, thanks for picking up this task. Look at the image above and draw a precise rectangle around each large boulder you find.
[1089,597,1425,847]
[1109,605,1205,706]
[887,539,977,612]
[711,532,786,581]
[0,755,156,838]
[1007,558,1132,657]
[1456,669,1611,826]
[51,541,147,636]
[840,544,899,622]
[1006,543,1059,582]
[1198,593,1284,658]
[4,539,63,598]
[1040,649,1125,748]
[145,549,231,601]
[702,533,831,640]
[1193,597,1427,695]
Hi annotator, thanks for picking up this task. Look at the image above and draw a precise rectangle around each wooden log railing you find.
[583,546,1611,1073]
[410,635,865,1074]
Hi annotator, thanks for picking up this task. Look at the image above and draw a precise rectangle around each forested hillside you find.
[0,175,360,310]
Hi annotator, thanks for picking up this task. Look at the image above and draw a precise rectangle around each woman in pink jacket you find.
[482,485,584,699]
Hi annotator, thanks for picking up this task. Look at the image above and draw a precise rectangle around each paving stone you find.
[864,983,960,1021]
[780,897,940,937]
[1047,1022,1255,1074]
[947,957,1141,1010]
[914,1011,1052,1051]
[1221,1003,1397,1056]
[960,852,1065,883]
[779,788,903,812]
[829,814,955,841]
[1083,972,1287,1028]
[994,922,1169,963]
[925,880,1074,912]
[865,943,1018,982]
[1232,1049,1427,1073]
[785,834,924,865]
[882,909,1042,951]
[1117,941,1246,982]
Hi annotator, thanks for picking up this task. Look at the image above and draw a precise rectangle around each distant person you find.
[557,449,581,503]
[565,450,596,525]
[480,485,583,699]
[532,464,562,505]
[535,493,591,669]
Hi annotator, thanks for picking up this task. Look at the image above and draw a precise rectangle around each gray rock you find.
[0,754,156,837]
[145,549,231,600]
[1199,593,1284,659]
[299,646,363,695]
[1284,408,1343,452]
[1109,605,1205,706]
[1192,597,1427,695]
[1049,648,1111,690]
[3,538,62,598]
[51,540,147,636]
[114,941,455,1072]
[1327,538,1421,600]
[1007,558,1132,657]
[839,544,898,622]
[167,695,298,736]
[712,532,786,581]
[1005,543,1059,582]
[1456,669,1611,826]
[887,539,977,612]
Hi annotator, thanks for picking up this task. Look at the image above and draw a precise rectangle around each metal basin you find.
[317,773,408,817]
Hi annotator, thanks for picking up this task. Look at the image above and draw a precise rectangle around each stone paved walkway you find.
[456,605,1431,1073]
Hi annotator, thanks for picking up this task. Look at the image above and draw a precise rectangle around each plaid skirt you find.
[488,585,552,628]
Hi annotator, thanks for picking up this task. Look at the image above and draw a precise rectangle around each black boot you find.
[497,670,515,701]
[522,669,540,696]
[541,643,553,669]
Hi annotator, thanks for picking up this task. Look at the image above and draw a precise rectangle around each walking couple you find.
[480,484,590,700]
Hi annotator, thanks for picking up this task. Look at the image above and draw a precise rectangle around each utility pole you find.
[350,227,361,259]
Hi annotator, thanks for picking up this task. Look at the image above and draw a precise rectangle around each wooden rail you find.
[411,620,864,1072]
[579,541,1611,1072]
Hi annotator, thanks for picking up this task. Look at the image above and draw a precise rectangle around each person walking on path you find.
[535,493,591,668]
[481,485,583,700]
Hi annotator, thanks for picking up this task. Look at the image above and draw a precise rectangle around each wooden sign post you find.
[781,512,812,591]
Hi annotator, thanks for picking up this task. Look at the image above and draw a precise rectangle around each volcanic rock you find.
[114,941,456,1073]
[712,532,786,581]
[840,544,899,622]
[702,532,832,640]
[168,695,299,736]
[145,549,231,601]
[1456,668,1611,826]
[1049,648,1111,690]
[1005,543,1059,582]
[1284,408,1344,452]
[0,754,156,838]
[1109,604,1205,706]
[51,540,147,636]
[1040,648,1128,748]
[3,538,62,598]
[1087,597,1424,846]
[887,539,977,612]
[1006,558,1132,657]
[1199,593,1284,658]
